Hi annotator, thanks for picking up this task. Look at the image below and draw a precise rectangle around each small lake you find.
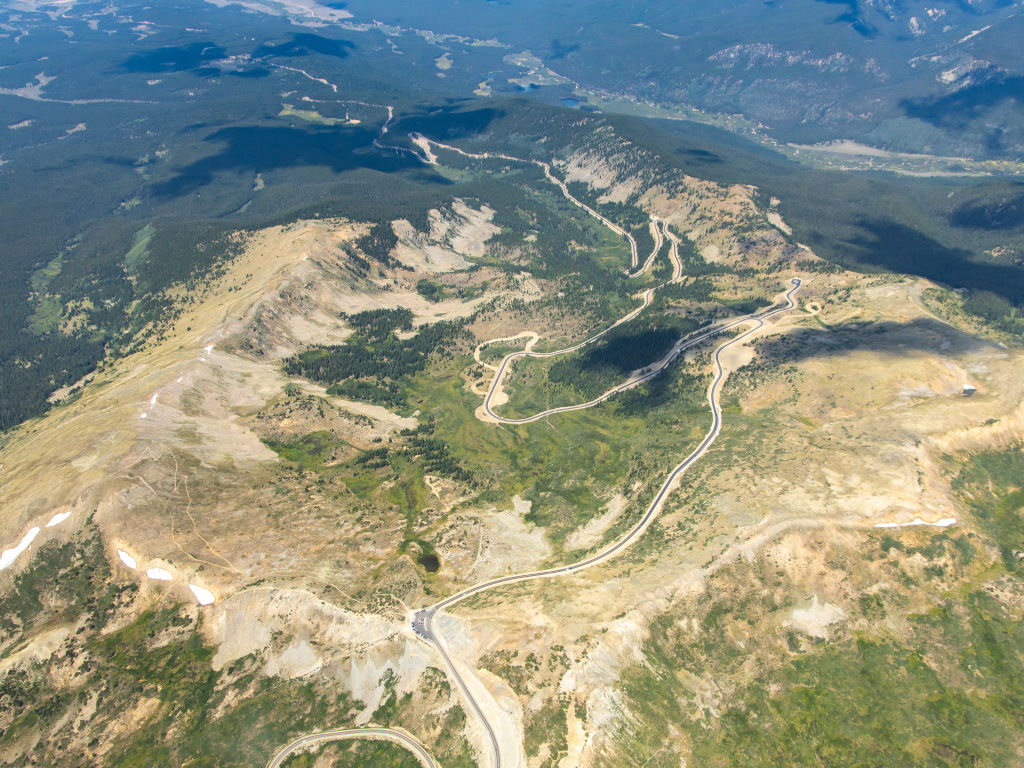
[417,552,440,572]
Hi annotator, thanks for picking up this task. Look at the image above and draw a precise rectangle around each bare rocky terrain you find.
[1,118,1022,768]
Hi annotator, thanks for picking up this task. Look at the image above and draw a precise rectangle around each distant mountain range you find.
[343,0,1024,159]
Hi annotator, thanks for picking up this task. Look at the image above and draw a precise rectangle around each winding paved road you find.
[267,131,802,768]
[474,217,681,425]
[411,280,800,768]
[266,727,437,768]
[430,280,800,611]
[410,134,671,279]
[481,283,792,424]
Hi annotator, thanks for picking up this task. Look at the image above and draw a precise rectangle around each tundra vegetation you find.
[1,3,1023,766]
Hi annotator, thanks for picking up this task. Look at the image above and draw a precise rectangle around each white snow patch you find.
[150,393,158,406]
[146,567,172,581]
[118,550,137,569]
[189,584,216,605]
[203,344,214,354]
[140,412,148,419]
[0,527,40,571]
[45,511,71,527]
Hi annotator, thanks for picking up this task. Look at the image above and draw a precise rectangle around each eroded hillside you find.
[1,115,1022,768]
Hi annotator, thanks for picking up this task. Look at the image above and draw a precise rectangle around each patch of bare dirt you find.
[392,199,499,273]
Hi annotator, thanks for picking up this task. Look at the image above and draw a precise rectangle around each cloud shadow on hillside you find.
[254,33,355,60]
[149,124,433,198]
[122,42,225,74]
[751,316,992,369]
[901,74,1024,130]
[836,217,1024,305]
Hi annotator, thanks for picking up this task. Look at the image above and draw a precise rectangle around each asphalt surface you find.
[481,241,787,425]
[266,727,438,768]
[407,279,800,768]
[267,131,802,768]
[439,279,802,611]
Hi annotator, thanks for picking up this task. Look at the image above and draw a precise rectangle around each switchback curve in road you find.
[266,727,437,768]
[412,134,676,279]
[413,279,800,768]
[475,217,682,424]
[430,279,802,614]
[269,129,803,768]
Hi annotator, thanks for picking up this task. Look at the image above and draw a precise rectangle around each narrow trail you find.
[267,129,802,768]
